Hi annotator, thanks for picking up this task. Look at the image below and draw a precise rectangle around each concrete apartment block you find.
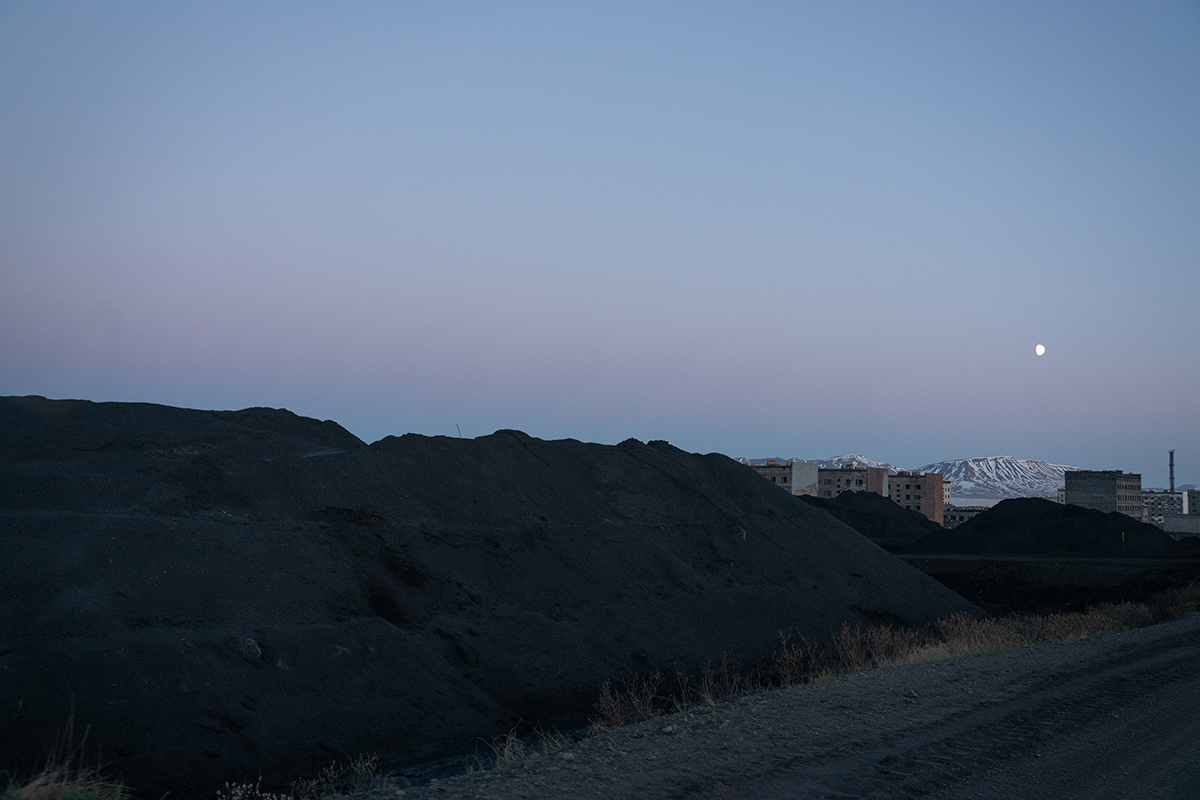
[817,466,888,499]
[943,505,988,529]
[1142,490,1189,528]
[790,461,819,496]
[888,470,944,526]
[749,460,791,492]
[747,460,819,496]
[1065,470,1144,520]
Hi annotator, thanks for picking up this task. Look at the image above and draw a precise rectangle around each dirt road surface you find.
[390,612,1200,799]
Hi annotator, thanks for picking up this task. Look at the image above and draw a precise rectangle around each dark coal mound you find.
[1,396,977,798]
[799,491,942,548]
[901,498,1189,557]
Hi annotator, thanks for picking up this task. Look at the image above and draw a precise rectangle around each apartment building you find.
[747,460,819,496]
[816,465,888,499]
[1142,490,1189,528]
[943,505,988,529]
[1064,470,1144,520]
[888,470,944,525]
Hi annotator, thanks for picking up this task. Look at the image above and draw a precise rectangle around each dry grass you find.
[290,754,398,799]
[593,671,664,728]
[591,583,1200,729]
[486,727,575,769]
[1,772,128,800]
[214,754,399,800]
[213,779,288,800]
[2,716,127,800]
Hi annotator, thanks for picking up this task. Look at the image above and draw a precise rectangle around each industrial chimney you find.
[1170,449,1175,493]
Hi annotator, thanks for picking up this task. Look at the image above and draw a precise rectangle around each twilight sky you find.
[2,1,1198,486]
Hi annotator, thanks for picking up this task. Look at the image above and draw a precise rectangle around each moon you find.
[1035,344,1046,356]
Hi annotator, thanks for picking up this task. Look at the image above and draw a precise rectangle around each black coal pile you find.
[1,396,978,798]
[798,490,942,549]
[901,498,1189,557]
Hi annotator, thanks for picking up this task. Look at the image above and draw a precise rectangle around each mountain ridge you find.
[917,456,1078,499]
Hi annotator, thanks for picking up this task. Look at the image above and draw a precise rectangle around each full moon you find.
[1035,344,1046,356]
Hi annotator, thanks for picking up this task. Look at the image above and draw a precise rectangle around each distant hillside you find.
[918,456,1078,499]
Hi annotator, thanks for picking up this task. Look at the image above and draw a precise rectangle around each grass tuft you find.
[486,726,575,770]
[291,754,398,799]
[214,754,399,800]
[3,713,127,800]
[593,671,663,728]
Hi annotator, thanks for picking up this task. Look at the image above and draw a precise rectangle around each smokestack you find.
[1170,450,1175,493]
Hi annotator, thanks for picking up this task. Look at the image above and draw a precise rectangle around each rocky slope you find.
[0,396,977,798]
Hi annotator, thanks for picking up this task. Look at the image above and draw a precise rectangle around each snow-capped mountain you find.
[917,456,1079,499]
[740,454,905,473]
[817,454,904,474]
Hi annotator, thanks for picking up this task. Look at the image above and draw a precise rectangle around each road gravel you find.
[388,612,1200,799]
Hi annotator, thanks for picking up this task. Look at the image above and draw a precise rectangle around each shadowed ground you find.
[389,613,1200,800]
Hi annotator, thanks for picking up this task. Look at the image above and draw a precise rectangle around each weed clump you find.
[214,755,399,800]
[2,715,127,800]
[486,727,575,769]
[594,671,664,728]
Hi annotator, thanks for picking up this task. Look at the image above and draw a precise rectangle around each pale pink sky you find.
[2,1,1198,485]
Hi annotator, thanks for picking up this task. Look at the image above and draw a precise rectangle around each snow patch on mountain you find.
[817,454,904,474]
[917,456,1079,499]
[740,454,905,474]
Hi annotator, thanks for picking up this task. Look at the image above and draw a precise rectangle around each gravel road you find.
[386,612,1200,799]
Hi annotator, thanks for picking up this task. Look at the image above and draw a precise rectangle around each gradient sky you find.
[2,1,1198,485]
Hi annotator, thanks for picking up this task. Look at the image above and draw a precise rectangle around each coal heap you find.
[798,490,942,548]
[901,497,1189,557]
[1,396,977,797]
